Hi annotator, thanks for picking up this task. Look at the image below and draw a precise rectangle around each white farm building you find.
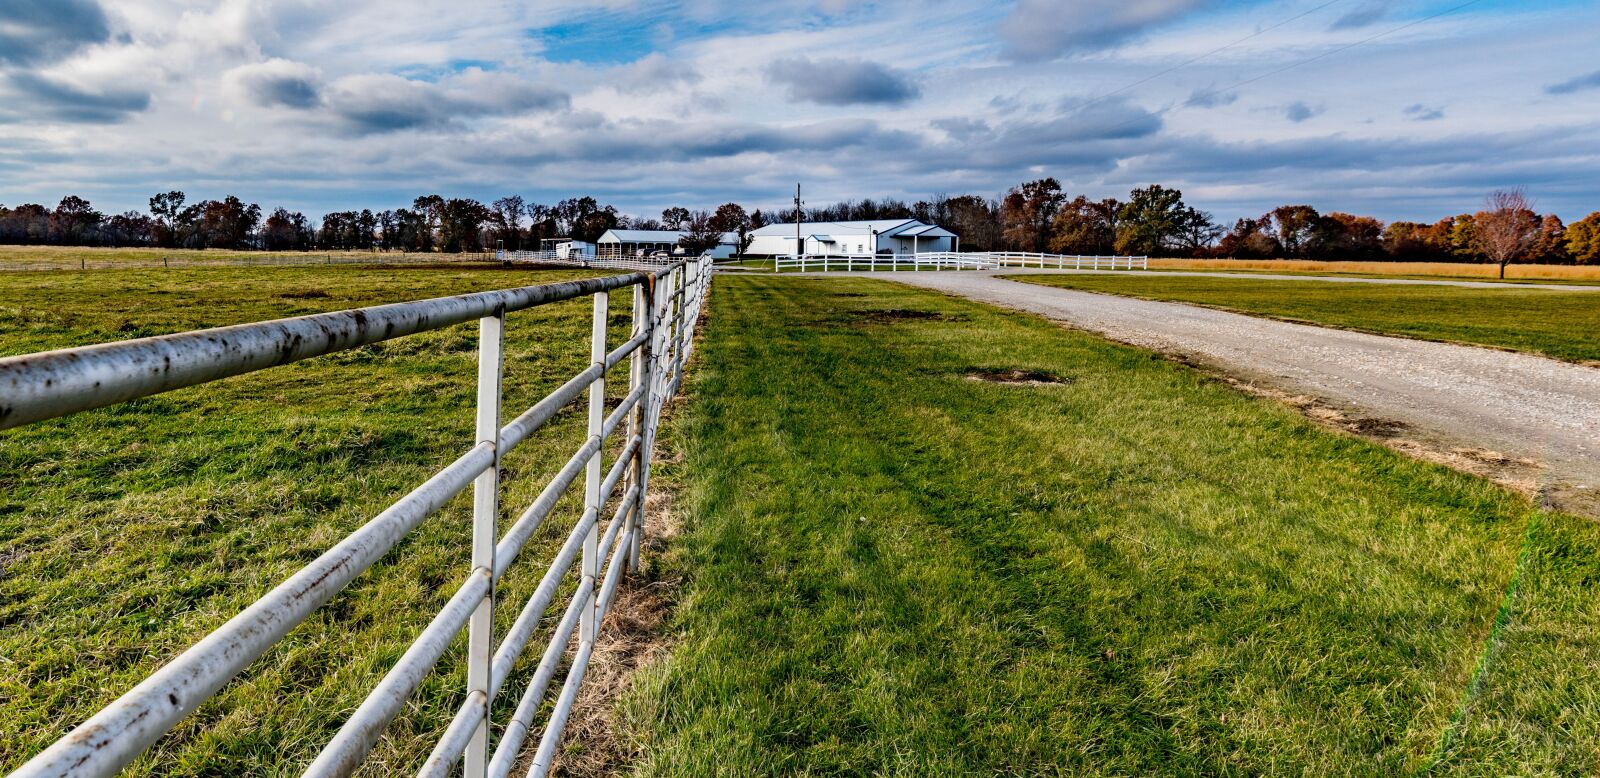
[745,219,958,257]
[596,229,739,259]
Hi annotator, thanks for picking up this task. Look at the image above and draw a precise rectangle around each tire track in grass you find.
[1423,508,1542,772]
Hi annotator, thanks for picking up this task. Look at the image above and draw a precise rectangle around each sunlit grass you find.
[619,275,1600,775]
[1150,258,1600,284]
[1007,274,1600,363]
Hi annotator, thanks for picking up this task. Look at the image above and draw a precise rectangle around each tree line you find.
[3,184,1596,265]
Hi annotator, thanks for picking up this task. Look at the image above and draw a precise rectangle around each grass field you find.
[617,275,1600,775]
[1150,258,1600,284]
[6,269,1600,774]
[1004,274,1600,363]
[0,245,477,271]
[0,265,648,774]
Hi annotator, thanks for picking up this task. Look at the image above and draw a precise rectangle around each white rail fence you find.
[773,252,1149,272]
[2,257,714,778]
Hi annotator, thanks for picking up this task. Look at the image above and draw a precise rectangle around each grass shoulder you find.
[1005,273,1600,363]
[619,274,1600,774]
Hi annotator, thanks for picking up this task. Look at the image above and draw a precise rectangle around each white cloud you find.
[0,0,1595,224]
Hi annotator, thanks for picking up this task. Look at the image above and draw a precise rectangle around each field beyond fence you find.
[0,245,499,271]
[1150,258,1600,282]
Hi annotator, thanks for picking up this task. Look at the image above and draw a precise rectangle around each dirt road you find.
[883,271,1600,505]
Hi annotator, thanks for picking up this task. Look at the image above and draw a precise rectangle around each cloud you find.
[1,72,149,123]
[325,71,569,133]
[487,117,918,166]
[1284,102,1323,123]
[1185,88,1237,108]
[1545,70,1600,95]
[916,99,1164,174]
[1403,103,1444,121]
[0,0,110,66]
[227,59,323,109]
[612,53,701,95]
[765,57,920,106]
[1330,1,1391,30]
[932,117,990,140]
[999,0,1213,62]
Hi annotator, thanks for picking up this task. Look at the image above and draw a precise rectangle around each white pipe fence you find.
[773,252,1149,273]
[2,257,714,778]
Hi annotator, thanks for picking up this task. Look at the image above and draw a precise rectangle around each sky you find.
[1,0,1598,224]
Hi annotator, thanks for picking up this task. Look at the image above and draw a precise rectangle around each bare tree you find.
[677,210,724,255]
[1475,188,1541,278]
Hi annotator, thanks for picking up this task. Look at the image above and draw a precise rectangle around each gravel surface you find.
[882,271,1600,491]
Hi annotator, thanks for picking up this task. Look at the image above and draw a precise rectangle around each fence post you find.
[465,310,503,778]
[627,280,646,569]
[582,291,608,650]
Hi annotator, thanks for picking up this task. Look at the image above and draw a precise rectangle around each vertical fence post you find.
[672,265,687,393]
[628,280,650,573]
[583,291,608,649]
[465,310,503,778]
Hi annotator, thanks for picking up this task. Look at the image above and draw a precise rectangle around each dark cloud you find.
[1185,88,1237,108]
[1284,102,1323,123]
[1546,70,1600,95]
[230,60,323,109]
[0,0,110,65]
[932,117,990,140]
[999,0,1214,62]
[495,118,918,166]
[326,72,568,133]
[1403,103,1444,121]
[914,99,1163,174]
[1330,1,1391,30]
[2,72,149,123]
[765,57,920,106]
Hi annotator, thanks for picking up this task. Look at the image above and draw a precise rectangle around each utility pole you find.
[793,183,803,259]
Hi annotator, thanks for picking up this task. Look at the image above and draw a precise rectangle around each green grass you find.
[0,265,647,774]
[1009,274,1600,363]
[0,245,428,270]
[6,269,1600,775]
[1158,268,1600,286]
[618,275,1600,775]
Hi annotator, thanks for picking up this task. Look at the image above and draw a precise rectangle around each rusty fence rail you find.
[2,256,714,778]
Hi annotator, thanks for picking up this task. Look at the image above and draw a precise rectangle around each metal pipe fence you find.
[773,252,1149,273]
[2,256,714,778]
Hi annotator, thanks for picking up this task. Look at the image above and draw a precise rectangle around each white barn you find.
[745,219,958,257]
[596,229,739,259]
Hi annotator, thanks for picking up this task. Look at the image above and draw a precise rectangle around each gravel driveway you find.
[880,271,1600,497]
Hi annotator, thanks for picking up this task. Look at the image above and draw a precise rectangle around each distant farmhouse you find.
[597,229,739,259]
[745,219,958,257]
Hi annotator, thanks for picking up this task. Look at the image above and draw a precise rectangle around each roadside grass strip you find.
[620,275,1600,775]
[1006,274,1600,364]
